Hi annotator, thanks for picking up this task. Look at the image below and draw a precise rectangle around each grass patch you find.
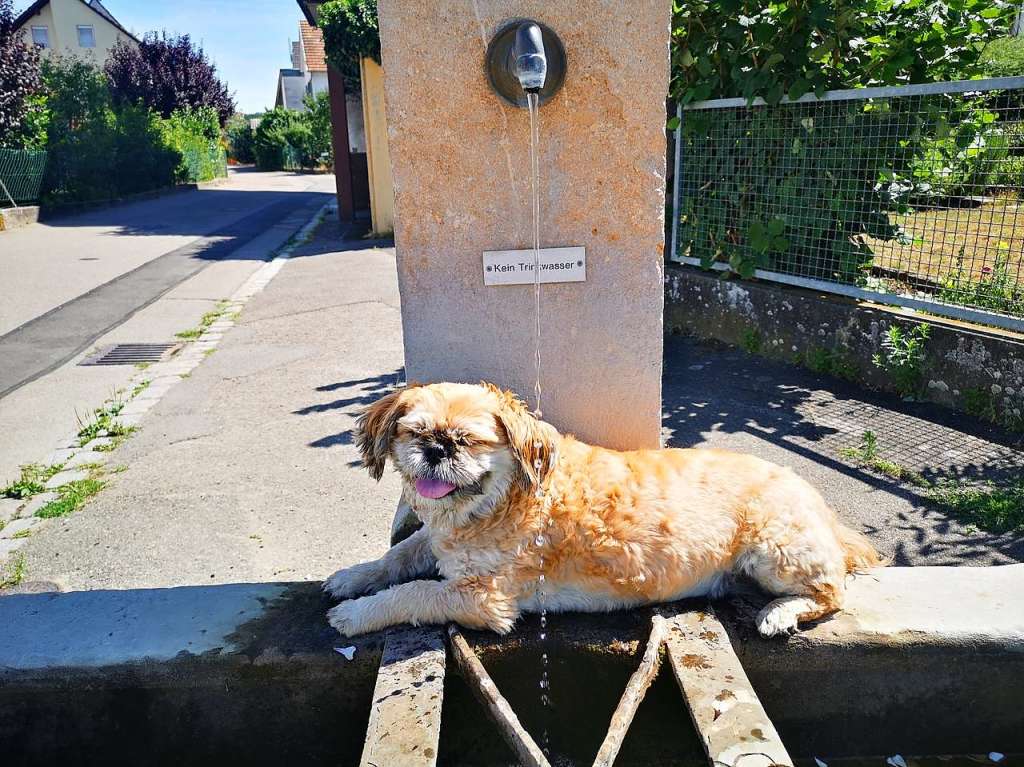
[131,379,151,398]
[11,528,33,539]
[35,477,106,519]
[0,554,26,590]
[175,300,231,341]
[842,430,1022,532]
[928,480,1024,534]
[1,463,63,500]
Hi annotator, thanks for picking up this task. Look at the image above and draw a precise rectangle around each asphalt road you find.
[0,170,334,399]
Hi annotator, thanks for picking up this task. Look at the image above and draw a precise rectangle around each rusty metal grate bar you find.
[79,343,179,367]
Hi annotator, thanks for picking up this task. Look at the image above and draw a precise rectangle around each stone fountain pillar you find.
[376,1,670,450]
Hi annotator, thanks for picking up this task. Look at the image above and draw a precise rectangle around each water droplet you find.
[535,535,546,547]
[540,615,547,628]
[540,632,546,640]
[533,440,543,449]
[533,458,543,469]
[538,573,546,583]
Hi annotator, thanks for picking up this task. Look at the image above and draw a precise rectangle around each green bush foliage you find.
[35,58,226,205]
[225,114,256,164]
[254,101,331,171]
[319,0,380,92]
[672,0,1019,282]
[0,0,43,148]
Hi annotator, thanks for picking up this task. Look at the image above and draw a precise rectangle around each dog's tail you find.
[838,524,887,572]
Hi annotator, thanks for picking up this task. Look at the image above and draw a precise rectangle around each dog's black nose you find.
[423,442,451,464]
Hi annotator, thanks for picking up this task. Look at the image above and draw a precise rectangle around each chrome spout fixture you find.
[513,21,547,93]
[486,19,566,107]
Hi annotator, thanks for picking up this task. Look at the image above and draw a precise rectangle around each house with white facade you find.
[14,0,137,62]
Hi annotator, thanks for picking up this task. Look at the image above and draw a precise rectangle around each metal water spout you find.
[486,19,566,107]
[512,21,547,93]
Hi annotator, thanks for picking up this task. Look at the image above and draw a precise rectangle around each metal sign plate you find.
[482,247,586,286]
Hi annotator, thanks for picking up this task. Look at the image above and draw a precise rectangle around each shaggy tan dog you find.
[324,382,883,638]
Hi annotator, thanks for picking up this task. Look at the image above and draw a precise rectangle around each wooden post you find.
[327,63,355,223]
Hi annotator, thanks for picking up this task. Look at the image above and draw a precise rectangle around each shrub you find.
[319,0,379,92]
[671,0,1019,280]
[0,0,42,148]
[37,58,223,204]
[105,33,235,125]
[161,106,224,183]
[253,107,327,171]
[225,114,256,164]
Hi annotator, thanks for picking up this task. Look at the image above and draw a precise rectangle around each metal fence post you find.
[669,102,683,265]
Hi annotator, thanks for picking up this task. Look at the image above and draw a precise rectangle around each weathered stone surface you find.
[19,492,58,517]
[64,451,106,470]
[360,627,446,767]
[377,0,670,449]
[44,469,89,490]
[663,609,791,767]
[1,516,41,539]
[0,538,26,557]
[0,498,22,524]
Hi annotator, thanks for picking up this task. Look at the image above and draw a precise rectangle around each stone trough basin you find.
[1,565,1021,766]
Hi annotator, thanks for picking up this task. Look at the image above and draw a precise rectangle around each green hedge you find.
[35,58,226,206]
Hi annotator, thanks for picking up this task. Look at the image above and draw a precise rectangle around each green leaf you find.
[667,116,681,130]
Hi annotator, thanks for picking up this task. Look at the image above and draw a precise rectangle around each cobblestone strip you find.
[0,204,334,570]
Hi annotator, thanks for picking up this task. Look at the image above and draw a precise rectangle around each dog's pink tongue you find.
[415,478,458,499]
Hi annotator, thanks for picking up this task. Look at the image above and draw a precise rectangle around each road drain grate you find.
[79,343,179,367]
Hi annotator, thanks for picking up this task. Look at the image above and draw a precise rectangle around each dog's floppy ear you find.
[355,384,419,480]
[486,383,556,488]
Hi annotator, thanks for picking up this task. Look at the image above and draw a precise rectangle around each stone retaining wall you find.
[665,264,1024,434]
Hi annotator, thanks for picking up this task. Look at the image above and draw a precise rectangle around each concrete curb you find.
[0,204,335,565]
[0,566,1020,761]
[0,206,40,232]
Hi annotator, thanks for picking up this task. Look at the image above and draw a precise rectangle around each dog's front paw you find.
[327,600,373,637]
[323,563,386,600]
[755,599,801,638]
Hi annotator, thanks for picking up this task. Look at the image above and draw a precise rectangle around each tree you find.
[319,0,380,92]
[303,91,333,166]
[0,0,42,148]
[105,32,235,125]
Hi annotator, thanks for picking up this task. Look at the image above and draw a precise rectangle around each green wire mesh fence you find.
[671,77,1024,332]
[0,149,48,207]
[179,145,229,184]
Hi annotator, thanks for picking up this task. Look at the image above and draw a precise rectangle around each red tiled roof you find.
[299,20,327,72]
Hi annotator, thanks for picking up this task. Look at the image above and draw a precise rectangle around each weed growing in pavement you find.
[76,393,136,447]
[873,323,930,398]
[740,327,763,354]
[175,299,231,341]
[11,528,33,540]
[841,430,1020,532]
[841,430,929,488]
[131,380,151,398]
[1,464,63,500]
[36,477,107,519]
[804,347,858,381]
[0,554,26,590]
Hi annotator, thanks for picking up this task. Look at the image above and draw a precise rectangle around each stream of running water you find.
[526,90,554,758]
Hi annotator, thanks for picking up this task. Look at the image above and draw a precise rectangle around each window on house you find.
[31,26,49,48]
[77,25,95,48]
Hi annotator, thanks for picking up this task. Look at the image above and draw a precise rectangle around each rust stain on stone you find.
[680,653,712,670]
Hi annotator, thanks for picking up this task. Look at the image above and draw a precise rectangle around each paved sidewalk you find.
[7,221,1021,593]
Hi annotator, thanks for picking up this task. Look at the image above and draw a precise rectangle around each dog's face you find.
[355,382,555,527]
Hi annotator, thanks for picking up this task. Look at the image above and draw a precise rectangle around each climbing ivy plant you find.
[319,0,380,94]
